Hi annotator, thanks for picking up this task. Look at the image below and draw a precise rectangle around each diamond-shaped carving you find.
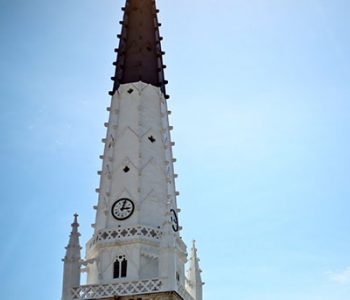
[93,226,162,246]
[71,278,169,299]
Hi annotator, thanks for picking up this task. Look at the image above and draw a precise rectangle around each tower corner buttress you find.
[186,240,204,300]
[61,214,81,300]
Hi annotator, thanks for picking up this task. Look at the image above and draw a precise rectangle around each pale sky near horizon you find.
[1,0,350,299]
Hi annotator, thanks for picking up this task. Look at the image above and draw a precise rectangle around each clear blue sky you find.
[1,0,350,299]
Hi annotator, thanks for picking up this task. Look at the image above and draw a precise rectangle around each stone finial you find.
[186,240,203,300]
[62,214,82,300]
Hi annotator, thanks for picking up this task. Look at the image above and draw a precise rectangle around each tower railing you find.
[71,278,162,299]
[87,225,163,249]
[71,278,194,300]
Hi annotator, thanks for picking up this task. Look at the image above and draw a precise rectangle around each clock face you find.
[111,198,135,220]
[170,209,179,232]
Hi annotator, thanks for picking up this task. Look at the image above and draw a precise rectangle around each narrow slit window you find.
[121,258,127,278]
[113,260,120,279]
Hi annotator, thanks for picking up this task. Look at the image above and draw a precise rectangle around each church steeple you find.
[61,1,202,299]
[61,214,81,300]
[110,0,167,96]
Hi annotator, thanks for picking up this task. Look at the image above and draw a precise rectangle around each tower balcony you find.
[71,278,194,300]
[86,225,163,251]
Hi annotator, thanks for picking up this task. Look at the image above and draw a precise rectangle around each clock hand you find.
[121,200,128,210]
[121,206,131,211]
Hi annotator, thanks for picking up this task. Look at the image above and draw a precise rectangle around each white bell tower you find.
[61,1,203,299]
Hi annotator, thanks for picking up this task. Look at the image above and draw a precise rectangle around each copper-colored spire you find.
[110,0,168,96]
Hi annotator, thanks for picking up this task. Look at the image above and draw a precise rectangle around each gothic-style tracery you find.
[113,255,128,279]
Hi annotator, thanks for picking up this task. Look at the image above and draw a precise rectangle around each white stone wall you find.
[86,82,185,290]
[94,82,178,230]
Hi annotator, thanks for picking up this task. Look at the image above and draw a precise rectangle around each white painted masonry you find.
[87,82,185,284]
[62,82,202,300]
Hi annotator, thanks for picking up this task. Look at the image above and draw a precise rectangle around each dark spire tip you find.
[112,0,166,92]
